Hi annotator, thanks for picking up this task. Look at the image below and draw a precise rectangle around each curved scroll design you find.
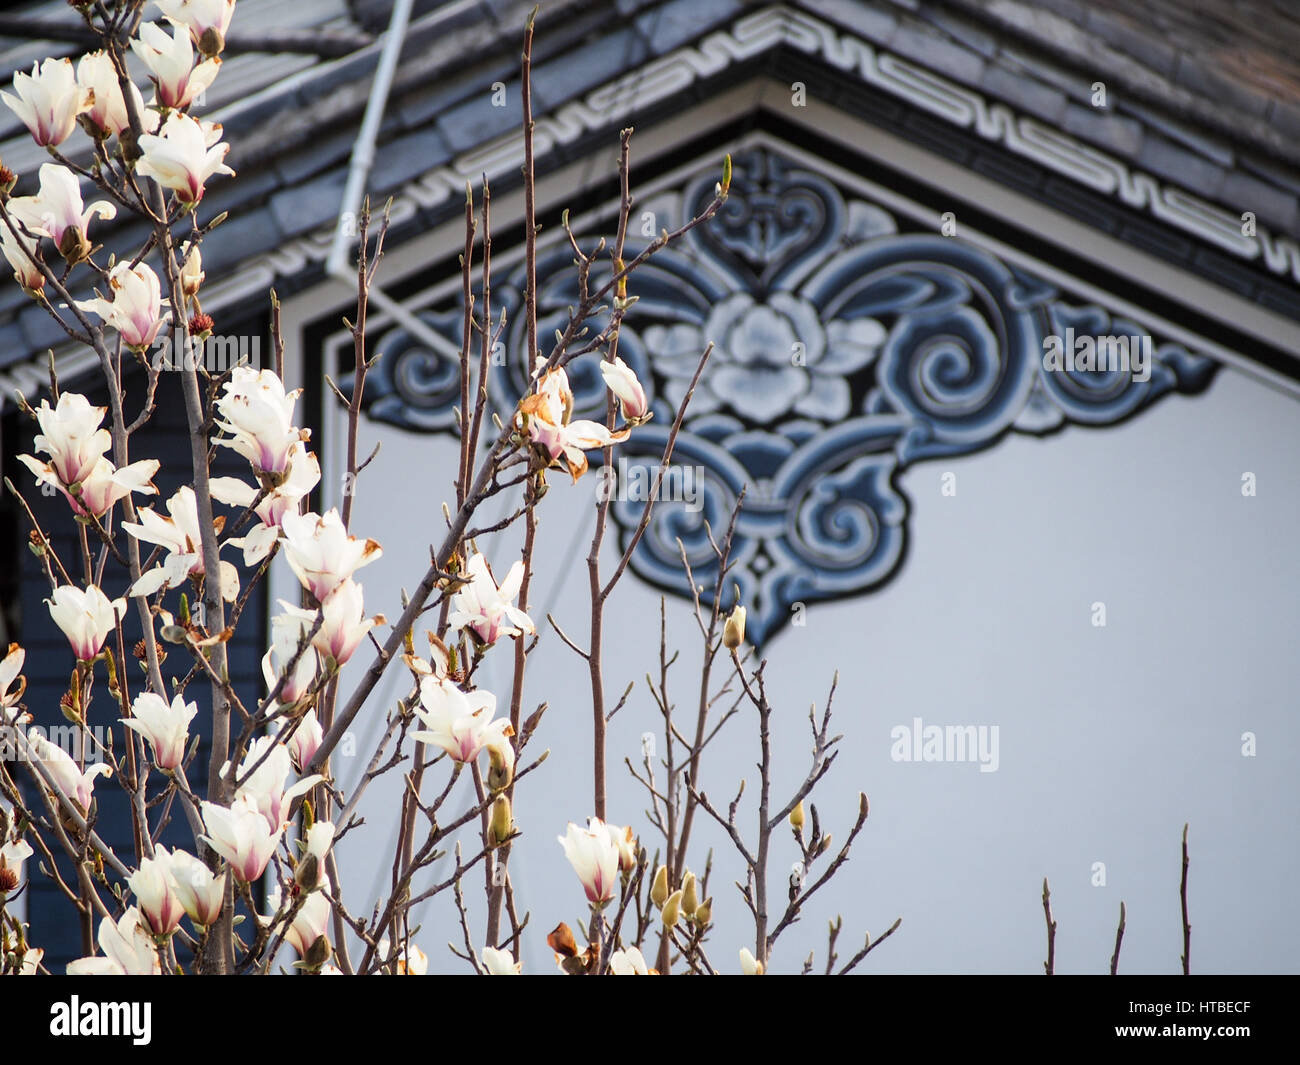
[345,148,1218,645]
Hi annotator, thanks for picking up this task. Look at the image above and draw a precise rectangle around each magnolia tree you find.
[0,0,899,976]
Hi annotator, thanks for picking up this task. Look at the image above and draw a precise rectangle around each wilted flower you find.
[121,691,197,771]
[77,51,159,138]
[26,163,115,264]
[412,674,512,765]
[200,794,282,883]
[165,847,224,927]
[136,112,233,206]
[123,485,240,602]
[212,367,307,478]
[600,356,650,422]
[608,946,651,975]
[446,552,534,646]
[517,363,629,481]
[0,838,33,894]
[46,584,125,661]
[280,509,381,602]
[557,817,622,907]
[67,907,161,975]
[482,947,520,975]
[131,21,220,111]
[128,847,186,936]
[76,261,165,350]
[1,58,91,147]
[28,728,112,814]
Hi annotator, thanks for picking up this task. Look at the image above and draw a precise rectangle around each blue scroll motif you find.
[346,148,1218,645]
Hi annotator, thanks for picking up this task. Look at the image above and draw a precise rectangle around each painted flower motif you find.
[1,58,91,147]
[645,292,884,423]
[66,907,161,975]
[412,675,512,765]
[446,552,534,647]
[122,691,197,771]
[136,112,234,205]
[123,485,240,602]
[557,817,622,907]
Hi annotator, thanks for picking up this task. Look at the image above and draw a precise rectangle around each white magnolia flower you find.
[22,452,160,520]
[76,261,166,350]
[154,0,237,53]
[482,946,520,975]
[263,884,331,959]
[374,939,428,975]
[123,485,239,602]
[412,675,512,766]
[446,552,534,646]
[0,838,33,894]
[165,847,224,927]
[600,355,650,422]
[212,367,306,476]
[46,584,125,661]
[20,392,109,489]
[0,643,26,724]
[122,691,197,771]
[225,735,321,831]
[288,708,323,773]
[200,794,282,883]
[17,948,43,975]
[28,728,112,814]
[0,205,46,293]
[280,509,381,602]
[1,58,91,147]
[517,362,628,481]
[26,163,115,263]
[277,580,378,668]
[128,846,186,936]
[739,947,763,975]
[67,907,161,975]
[136,112,233,205]
[261,607,321,717]
[131,21,220,111]
[557,817,622,907]
[209,440,320,565]
[608,946,650,975]
[78,50,159,138]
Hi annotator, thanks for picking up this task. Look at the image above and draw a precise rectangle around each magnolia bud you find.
[198,27,226,58]
[58,228,90,265]
[694,896,712,926]
[681,871,699,917]
[790,800,805,832]
[661,889,683,929]
[181,246,204,299]
[739,947,763,975]
[650,865,669,909]
[294,853,321,893]
[302,934,331,970]
[722,604,746,649]
[489,795,513,846]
